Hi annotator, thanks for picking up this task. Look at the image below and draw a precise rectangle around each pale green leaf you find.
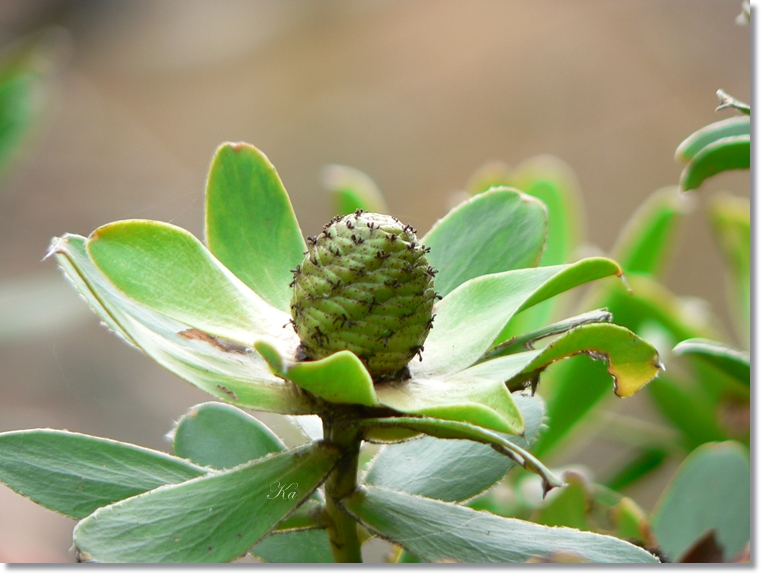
[478,308,612,360]
[508,154,584,267]
[496,155,585,344]
[494,323,662,399]
[375,371,523,435]
[652,441,749,561]
[709,194,750,347]
[51,235,315,415]
[344,486,659,563]
[87,219,288,345]
[205,142,306,312]
[679,135,750,191]
[251,529,333,563]
[675,116,750,162]
[0,429,206,520]
[255,340,378,407]
[610,186,691,277]
[673,338,749,386]
[416,258,623,378]
[172,402,286,469]
[422,187,547,296]
[358,413,562,495]
[73,442,340,563]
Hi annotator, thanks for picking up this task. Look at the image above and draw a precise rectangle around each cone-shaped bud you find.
[290,210,437,379]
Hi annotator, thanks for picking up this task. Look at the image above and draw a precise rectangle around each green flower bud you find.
[290,210,438,380]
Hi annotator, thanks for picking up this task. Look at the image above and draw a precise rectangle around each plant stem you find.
[322,418,363,563]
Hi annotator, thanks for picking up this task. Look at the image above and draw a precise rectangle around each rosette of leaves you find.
[0,142,662,563]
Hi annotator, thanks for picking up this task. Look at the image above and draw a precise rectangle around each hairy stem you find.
[322,418,363,563]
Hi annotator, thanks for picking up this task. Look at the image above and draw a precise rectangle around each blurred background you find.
[0,0,750,562]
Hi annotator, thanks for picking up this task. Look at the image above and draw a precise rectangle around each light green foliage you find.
[477,323,662,398]
[532,472,655,549]
[417,258,623,378]
[609,186,690,276]
[652,441,750,561]
[679,135,750,191]
[675,116,750,162]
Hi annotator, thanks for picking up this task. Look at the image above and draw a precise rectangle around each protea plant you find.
[0,142,663,563]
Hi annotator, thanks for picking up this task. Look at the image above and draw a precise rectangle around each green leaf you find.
[508,154,584,267]
[467,323,661,398]
[250,529,333,563]
[51,235,316,415]
[359,413,562,495]
[321,164,389,215]
[417,258,623,378]
[531,274,721,457]
[172,402,286,469]
[87,219,289,346]
[532,473,656,550]
[343,486,659,563]
[652,441,750,562]
[375,371,523,435]
[679,135,750,191]
[519,324,661,398]
[422,187,548,297]
[610,186,691,277]
[73,442,340,563]
[709,194,750,347]
[205,142,306,312]
[0,429,206,520]
[675,116,750,162]
[364,393,544,502]
[255,340,378,407]
[672,338,749,387]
